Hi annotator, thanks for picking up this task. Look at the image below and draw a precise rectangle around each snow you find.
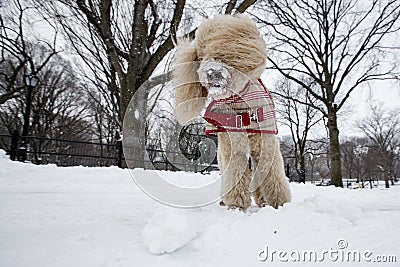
[142,208,198,254]
[0,149,399,266]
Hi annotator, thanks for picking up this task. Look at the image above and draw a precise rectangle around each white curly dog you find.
[173,15,291,210]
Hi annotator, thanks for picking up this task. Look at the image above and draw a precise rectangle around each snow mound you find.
[142,207,198,254]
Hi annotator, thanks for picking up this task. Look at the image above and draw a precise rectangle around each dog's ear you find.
[173,39,207,124]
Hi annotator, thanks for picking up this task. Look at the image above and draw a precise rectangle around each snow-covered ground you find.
[0,150,399,267]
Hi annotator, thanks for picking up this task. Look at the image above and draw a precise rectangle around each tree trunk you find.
[120,0,149,169]
[327,108,343,187]
[300,155,305,175]
[384,171,390,189]
[299,155,306,183]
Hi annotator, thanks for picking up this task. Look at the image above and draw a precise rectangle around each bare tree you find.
[256,0,400,187]
[87,90,119,144]
[358,103,400,188]
[0,0,58,105]
[275,77,324,179]
[0,54,92,137]
[341,137,373,184]
[354,137,381,188]
[0,53,94,162]
[33,0,256,168]
[36,0,256,126]
[341,139,357,180]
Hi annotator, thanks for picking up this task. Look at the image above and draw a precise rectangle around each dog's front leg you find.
[249,134,291,209]
[218,132,251,210]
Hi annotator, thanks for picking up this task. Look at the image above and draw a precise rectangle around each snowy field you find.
[0,150,399,267]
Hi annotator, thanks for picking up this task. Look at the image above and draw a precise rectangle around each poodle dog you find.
[173,15,291,210]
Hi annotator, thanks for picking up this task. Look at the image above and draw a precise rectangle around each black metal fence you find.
[0,132,123,167]
[0,133,218,172]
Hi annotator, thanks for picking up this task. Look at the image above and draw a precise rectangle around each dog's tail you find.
[173,39,207,125]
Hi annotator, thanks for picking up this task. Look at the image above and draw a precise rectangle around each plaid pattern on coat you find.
[204,79,278,135]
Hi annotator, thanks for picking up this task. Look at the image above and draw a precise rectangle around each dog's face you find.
[197,59,232,98]
[192,15,267,99]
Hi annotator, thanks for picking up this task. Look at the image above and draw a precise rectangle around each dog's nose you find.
[207,69,224,84]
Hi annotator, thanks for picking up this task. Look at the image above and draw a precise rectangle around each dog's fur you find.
[173,15,291,210]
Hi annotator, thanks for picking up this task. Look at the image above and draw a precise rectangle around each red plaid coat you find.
[204,79,278,135]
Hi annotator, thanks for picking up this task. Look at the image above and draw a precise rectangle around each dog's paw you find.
[257,202,267,208]
[254,196,268,208]
[227,205,247,211]
[223,197,251,211]
[221,200,248,211]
